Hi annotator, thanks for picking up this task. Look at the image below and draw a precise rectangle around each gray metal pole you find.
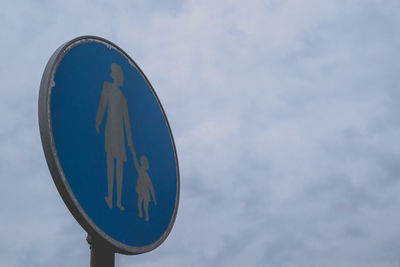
[87,234,115,267]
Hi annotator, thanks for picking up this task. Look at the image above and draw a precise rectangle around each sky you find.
[1,0,400,266]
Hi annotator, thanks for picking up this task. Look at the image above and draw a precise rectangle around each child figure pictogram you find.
[131,147,157,221]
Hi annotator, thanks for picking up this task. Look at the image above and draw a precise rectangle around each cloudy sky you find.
[1,0,400,266]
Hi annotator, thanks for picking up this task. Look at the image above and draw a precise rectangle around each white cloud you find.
[1,0,400,266]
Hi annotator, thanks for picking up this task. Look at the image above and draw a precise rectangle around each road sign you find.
[39,36,179,255]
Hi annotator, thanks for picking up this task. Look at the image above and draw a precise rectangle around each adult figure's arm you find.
[123,97,134,152]
[123,98,139,170]
[149,180,157,205]
[96,82,108,132]
[132,151,140,171]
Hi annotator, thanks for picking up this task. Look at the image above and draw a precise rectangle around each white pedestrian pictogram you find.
[96,63,156,221]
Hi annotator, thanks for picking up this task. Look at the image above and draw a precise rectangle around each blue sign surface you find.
[39,37,179,254]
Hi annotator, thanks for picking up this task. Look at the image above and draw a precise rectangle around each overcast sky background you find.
[1,0,400,266]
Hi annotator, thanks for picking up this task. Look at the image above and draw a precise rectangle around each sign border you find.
[38,35,180,255]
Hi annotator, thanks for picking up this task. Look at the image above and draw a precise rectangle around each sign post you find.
[87,234,115,267]
[39,36,180,264]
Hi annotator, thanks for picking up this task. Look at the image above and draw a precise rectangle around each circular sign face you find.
[38,36,179,254]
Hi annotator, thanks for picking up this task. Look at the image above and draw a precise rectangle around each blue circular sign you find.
[39,36,179,254]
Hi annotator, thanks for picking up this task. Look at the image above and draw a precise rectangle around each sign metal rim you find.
[38,35,180,255]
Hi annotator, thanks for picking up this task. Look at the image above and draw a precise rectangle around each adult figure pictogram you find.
[96,63,134,211]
